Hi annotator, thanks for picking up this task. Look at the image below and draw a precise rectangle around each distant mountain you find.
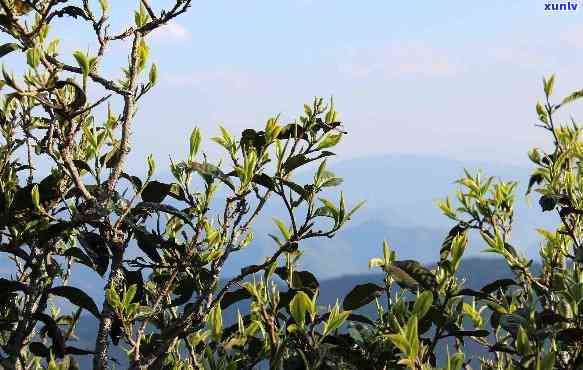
[68,257,519,368]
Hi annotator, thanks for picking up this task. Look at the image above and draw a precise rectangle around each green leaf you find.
[559,89,583,108]
[123,285,137,308]
[342,283,385,310]
[189,127,201,159]
[26,47,40,68]
[316,132,342,150]
[273,218,291,240]
[137,39,149,71]
[516,326,530,355]
[290,291,313,328]
[346,200,366,220]
[450,352,465,370]
[392,260,437,290]
[543,74,555,97]
[31,184,41,210]
[54,80,86,110]
[189,162,235,191]
[540,352,555,370]
[499,314,528,336]
[413,291,433,319]
[50,286,100,319]
[149,63,158,85]
[208,305,223,340]
[98,0,109,12]
[283,152,335,173]
[147,154,156,177]
[387,333,410,355]
[73,50,90,77]
[0,42,19,58]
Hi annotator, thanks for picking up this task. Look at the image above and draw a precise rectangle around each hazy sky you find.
[6,1,583,170]
[109,0,583,171]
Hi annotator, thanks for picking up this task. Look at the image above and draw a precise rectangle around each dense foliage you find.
[1,1,583,370]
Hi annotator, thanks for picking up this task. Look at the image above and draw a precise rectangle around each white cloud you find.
[149,21,192,43]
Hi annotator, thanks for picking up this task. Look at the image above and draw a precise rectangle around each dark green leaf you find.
[189,162,235,191]
[73,159,94,176]
[171,277,195,307]
[221,288,252,310]
[343,283,385,310]
[0,43,19,58]
[481,279,516,294]
[0,278,28,294]
[141,181,171,203]
[440,223,467,262]
[490,343,516,354]
[77,232,109,276]
[63,247,97,274]
[50,286,100,319]
[539,195,556,212]
[58,6,88,19]
[54,80,86,111]
[384,260,437,291]
[283,152,335,174]
[455,288,487,299]
[450,329,490,338]
[275,268,319,293]
[123,268,144,303]
[134,229,162,263]
[499,314,528,336]
[121,172,143,191]
[280,179,309,200]
[33,313,65,357]
[241,129,266,152]
[526,173,544,195]
[64,346,95,355]
[278,124,308,140]
[29,342,50,358]
[135,202,192,225]
[253,173,275,191]
[557,328,583,345]
[110,315,123,345]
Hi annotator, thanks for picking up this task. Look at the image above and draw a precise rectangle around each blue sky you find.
[24,0,583,173]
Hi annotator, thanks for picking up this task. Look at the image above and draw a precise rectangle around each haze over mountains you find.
[221,153,556,279]
[2,154,556,298]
